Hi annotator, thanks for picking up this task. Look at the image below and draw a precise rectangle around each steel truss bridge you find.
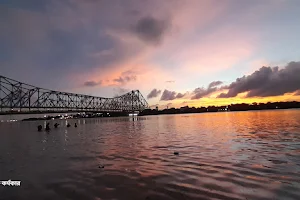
[0,75,149,114]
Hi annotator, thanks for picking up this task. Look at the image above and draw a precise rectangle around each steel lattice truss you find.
[0,75,149,113]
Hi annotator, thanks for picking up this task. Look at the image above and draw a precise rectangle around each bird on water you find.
[45,123,50,131]
[37,125,42,131]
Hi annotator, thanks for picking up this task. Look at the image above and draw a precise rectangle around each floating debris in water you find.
[98,165,104,168]
[174,152,179,155]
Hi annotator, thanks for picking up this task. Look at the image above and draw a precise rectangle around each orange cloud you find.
[169,93,300,108]
[76,0,231,88]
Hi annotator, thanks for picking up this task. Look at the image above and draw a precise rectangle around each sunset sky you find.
[1,0,300,109]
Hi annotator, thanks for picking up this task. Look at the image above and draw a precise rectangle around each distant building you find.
[180,106,189,112]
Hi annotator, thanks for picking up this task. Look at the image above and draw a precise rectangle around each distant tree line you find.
[139,101,300,116]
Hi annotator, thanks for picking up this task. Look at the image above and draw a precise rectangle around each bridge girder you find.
[0,75,149,114]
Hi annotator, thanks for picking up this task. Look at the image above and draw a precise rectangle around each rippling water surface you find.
[1,109,300,200]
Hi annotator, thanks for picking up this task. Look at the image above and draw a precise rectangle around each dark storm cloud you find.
[208,81,223,88]
[191,87,218,100]
[132,16,170,44]
[0,3,118,90]
[190,80,224,99]
[160,89,186,101]
[147,89,161,99]
[83,80,102,87]
[217,61,300,98]
[0,1,151,90]
[176,93,185,98]
[160,90,177,101]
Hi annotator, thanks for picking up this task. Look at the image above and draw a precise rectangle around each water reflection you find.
[0,110,300,200]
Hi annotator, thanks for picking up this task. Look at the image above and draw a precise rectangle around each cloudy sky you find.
[1,0,300,108]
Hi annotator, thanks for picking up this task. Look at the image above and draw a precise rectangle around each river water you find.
[1,109,300,200]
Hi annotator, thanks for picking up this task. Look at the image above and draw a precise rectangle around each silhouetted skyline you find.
[140,101,300,116]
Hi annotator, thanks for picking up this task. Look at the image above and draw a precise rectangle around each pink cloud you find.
[34,0,292,99]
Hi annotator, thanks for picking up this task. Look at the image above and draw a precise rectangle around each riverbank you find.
[139,101,300,116]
